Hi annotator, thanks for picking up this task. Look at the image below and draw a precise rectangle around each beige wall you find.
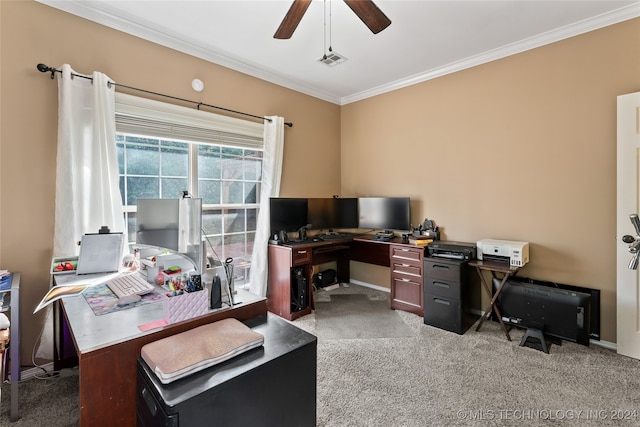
[0,1,340,364]
[0,2,637,364]
[342,18,640,343]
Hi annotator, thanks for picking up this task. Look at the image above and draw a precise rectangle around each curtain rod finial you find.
[37,63,57,79]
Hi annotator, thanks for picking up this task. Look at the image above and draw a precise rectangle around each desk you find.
[267,236,426,319]
[54,272,267,426]
[268,237,353,320]
[468,260,519,340]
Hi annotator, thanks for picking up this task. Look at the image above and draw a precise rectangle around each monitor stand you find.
[520,328,551,353]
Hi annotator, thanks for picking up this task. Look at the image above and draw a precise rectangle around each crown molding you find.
[35,0,342,104]
[36,1,639,106]
[340,3,640,105]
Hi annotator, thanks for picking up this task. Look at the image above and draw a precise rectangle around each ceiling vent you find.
[318,52,347,67]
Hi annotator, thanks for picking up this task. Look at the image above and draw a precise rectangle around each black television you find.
[269,198,308,234]
[494,277,591,347]
[358,197,410,231]
[307,198,358,230]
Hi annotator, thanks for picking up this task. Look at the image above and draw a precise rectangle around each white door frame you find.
[616,91,640,359]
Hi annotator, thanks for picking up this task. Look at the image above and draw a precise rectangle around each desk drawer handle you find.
[434,298,450,306]
[402,264,410,267]
[297,250,308,254]
[433,265,450,270]
[433,281,450,289]
[401,278,410,282]
[141,387,157,416]
[401,248,410,252]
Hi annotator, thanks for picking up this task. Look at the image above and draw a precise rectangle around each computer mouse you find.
[117,294,142,306]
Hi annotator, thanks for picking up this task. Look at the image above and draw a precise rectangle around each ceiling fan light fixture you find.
[274,0,391,39]
[318,51,347,67]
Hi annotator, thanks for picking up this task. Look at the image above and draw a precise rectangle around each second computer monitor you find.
[307,198,358,230]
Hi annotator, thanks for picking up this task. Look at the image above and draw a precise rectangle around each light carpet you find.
[3,284,640,426]
[314,293,415,340]
[294,284,640,427]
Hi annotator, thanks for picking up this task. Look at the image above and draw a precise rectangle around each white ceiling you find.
[37,0,640,105]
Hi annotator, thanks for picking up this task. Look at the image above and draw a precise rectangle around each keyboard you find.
[107,273,155,298]
[318,233,353,241]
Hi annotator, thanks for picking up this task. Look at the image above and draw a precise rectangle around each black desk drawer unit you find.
[136,314,317,427]
[423,257,480,335]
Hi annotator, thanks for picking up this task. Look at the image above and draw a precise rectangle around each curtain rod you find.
[36,63,293,128]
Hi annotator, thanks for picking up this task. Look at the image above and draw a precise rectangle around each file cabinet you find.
[137,314,316,427]
[423,257,479,334]
[390,244,425,316]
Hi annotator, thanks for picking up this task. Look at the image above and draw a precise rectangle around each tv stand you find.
[468,260,520,341]
[520,328,549,353]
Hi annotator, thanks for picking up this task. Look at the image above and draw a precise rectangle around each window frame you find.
[115,93,265,285]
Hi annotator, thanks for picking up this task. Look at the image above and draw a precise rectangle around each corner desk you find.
[53,272,267,427]
[267,235,427,319]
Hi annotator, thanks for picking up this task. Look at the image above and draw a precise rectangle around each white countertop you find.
[55,271,263,354]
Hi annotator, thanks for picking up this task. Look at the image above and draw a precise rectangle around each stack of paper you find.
[0,271,12,291]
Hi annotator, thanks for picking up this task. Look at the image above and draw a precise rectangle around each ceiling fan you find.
[274,0,391,39]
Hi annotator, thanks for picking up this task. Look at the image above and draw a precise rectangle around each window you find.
[115,94,264,287]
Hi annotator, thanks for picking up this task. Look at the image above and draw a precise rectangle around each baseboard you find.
[348,280,390,293]
[346,281,619,351]
[474,309,617,351]
[592,339,616,351]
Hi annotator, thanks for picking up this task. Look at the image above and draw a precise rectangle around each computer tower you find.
[292,267,307,312]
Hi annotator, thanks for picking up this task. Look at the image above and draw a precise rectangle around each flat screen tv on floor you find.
[494,277,592,346]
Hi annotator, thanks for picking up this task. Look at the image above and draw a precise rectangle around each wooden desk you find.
[267,235,427,319]
[468,260,519,340]
[54,272,267,426]
[267,237,353,320]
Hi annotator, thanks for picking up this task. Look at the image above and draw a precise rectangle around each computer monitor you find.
[307,198,334,230]
[136,198,203,272]
[335,198,358,229]
[358,197,410,231]
[307,198,358,230]
[269,198,308,234]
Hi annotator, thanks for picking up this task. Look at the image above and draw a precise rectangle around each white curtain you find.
[249,116,285,297]
[53,64,125,257]
[38,65,124,361]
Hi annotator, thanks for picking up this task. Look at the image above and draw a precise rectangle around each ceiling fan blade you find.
[343,0,391,34]
[274,0,312,39]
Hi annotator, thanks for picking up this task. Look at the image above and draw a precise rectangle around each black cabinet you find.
[136,314,317,427]
[423,257,480,334]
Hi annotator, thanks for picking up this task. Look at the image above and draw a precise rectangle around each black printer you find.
[427,241,477,260]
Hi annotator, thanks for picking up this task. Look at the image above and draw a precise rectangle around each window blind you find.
[115,93,264,149]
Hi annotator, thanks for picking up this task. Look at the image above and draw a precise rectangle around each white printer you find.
[477,239,529,267]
